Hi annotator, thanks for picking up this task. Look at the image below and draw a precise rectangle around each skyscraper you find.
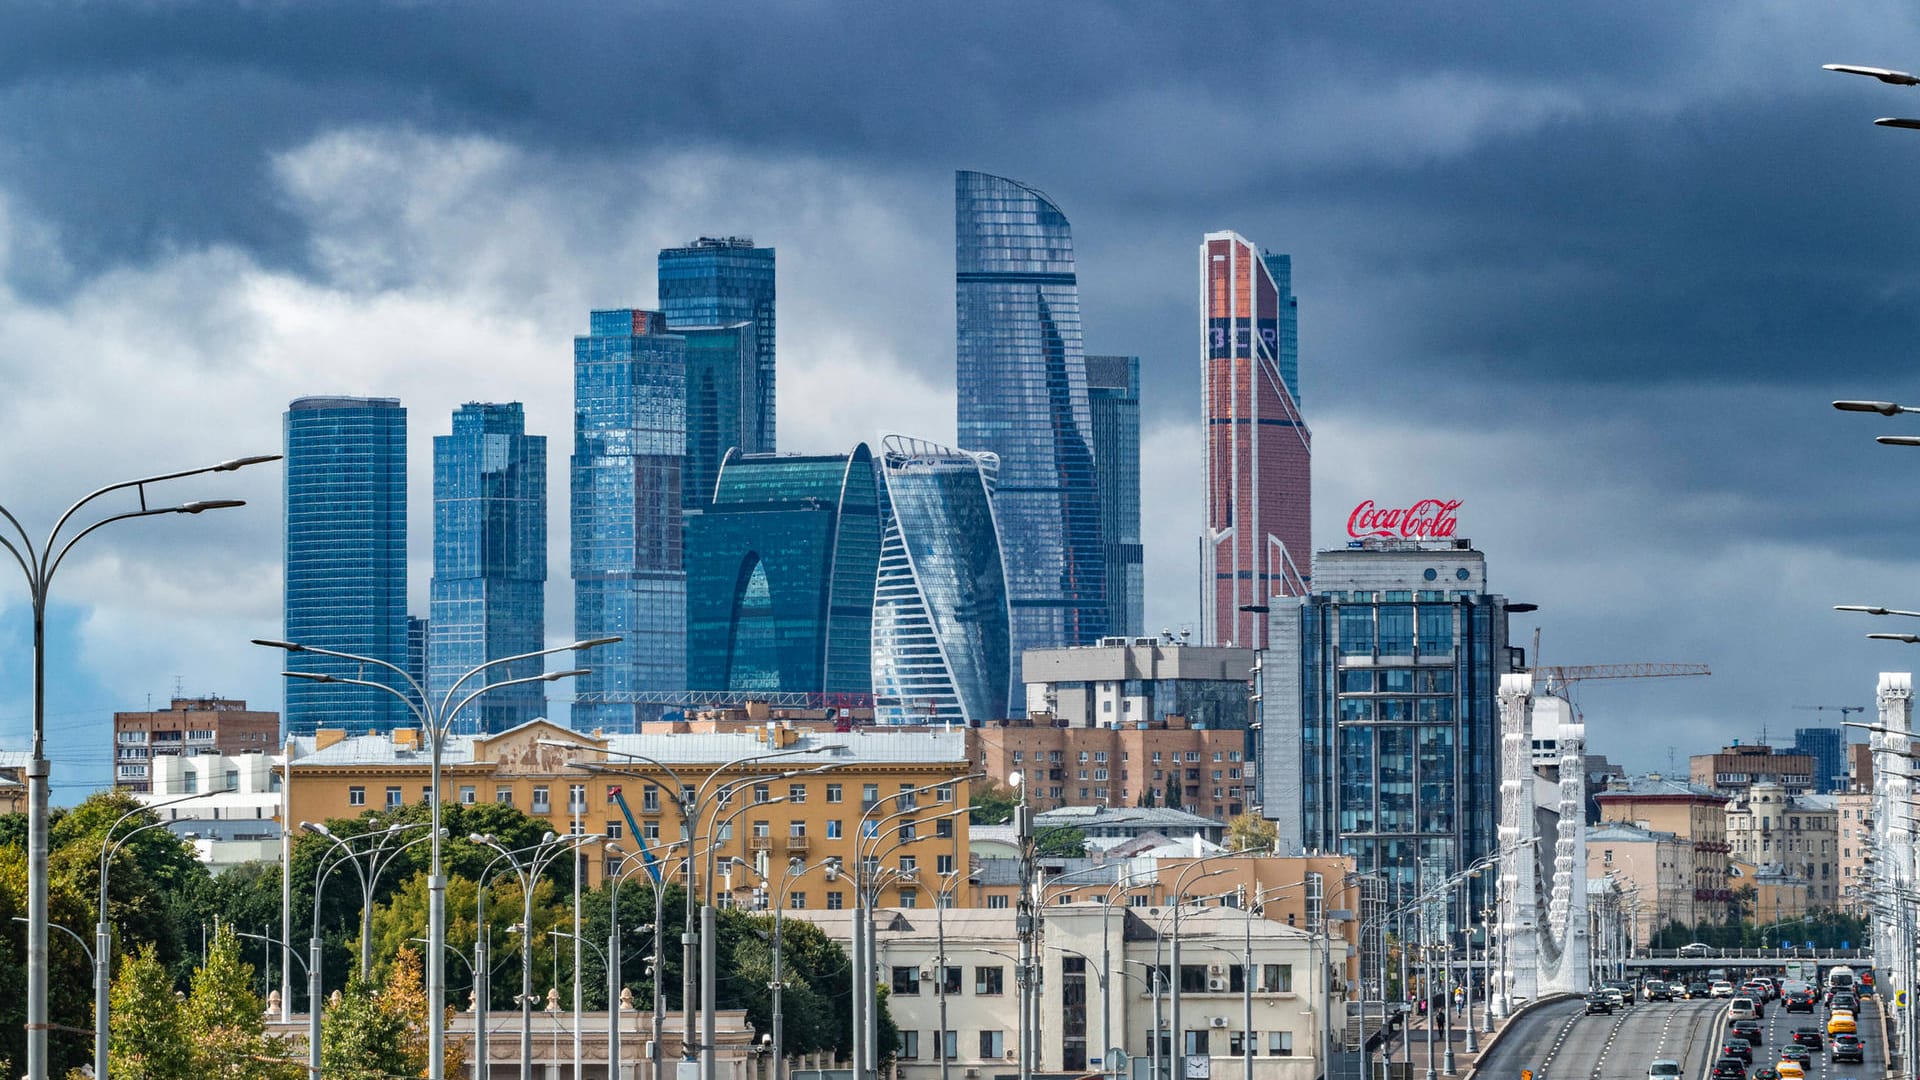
[679,321,760,508]
[571,309,687,732]
[685,444,882,696]
[406,616,428,695]
[1792,726,1848,794]
[955,170,1107,682]
[1202,232,1309,650]
[283,396,409,735]
[430,402,547,734]
[1086,354,1143,638]
[870,436,1011,726]
[658,237,776,452]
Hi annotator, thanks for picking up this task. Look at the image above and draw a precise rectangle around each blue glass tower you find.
[1792,726,1847,793]
[685,444,882,696]
[955,171,1107,685]
[659,237,776,453]
[1086,355,1143,638]
[430,402,547,733]
[870,436,1011,726]
[680,321,760,508]
[283,396,409,735]
[572,310,687,732]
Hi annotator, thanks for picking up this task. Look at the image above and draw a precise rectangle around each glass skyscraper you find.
[955,170,1107,679]
[571,310,687,732]
[430,402,547,734]
[685,444,882,696]
[659,237,776,453]
[680,321,761,508]
[283,396,409,735]
[870,435,1011,726]
[1086,354,1143,638]
[1792,726,1847,793]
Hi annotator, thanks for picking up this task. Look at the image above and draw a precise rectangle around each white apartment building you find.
[135,751,283,872]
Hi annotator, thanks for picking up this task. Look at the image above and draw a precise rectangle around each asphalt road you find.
[1471,996,1889,1080]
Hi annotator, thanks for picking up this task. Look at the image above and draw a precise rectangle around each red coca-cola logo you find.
[1347,499,1463,539]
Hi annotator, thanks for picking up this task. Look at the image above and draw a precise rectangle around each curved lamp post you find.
[0,452,275,1080]
[259,635,615,1080]
[473,830,601,1080]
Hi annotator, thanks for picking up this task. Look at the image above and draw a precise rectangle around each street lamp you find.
[0,453,274,1079]
[261,636,613,1080]
[472,831,600,1080]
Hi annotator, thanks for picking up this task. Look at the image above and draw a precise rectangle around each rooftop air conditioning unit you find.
[1210,1016,1230,1028]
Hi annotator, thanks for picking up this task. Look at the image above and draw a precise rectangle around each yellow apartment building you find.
[282,718,973,904]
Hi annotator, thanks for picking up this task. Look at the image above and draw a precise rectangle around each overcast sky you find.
[4,1,1920,794]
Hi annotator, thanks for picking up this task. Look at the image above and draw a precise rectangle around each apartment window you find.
[788,783,807,803]
[1212,770,1222,781]
[753,820,771,838]
[936,818,955,839]
[1152,752,1162,762]
[642,787,661,813]
[789,820,807,838]
[899,1031,919,1060]
[937,854,956,875]
[1078,751,1090,764]
[1050,751,1063,763]
[422,786,434,804]
[460,785,477,805]
[569,784,587,812]
[790,893,807,910]
[532,786,550,813]
[827,820,843,839]
[898,784,917,810]
[826,783,843,804]
[976,966,1005,995]
[1230,1033,1247,1056]
[385,786,403,808]
[900,855,918,875]
[496,787,513,806]
[980,1031,1005,1059]
[606,820,624,840]
[569,819,585,836]
[892,967,920,995]
[1012,751,1024,763]
[1077,769,1088,781]
[862,784,880,807]
[937,784,955,803]
[1262,964,1293,992]
[826,891,844,910]
[348,786,366,807]
[1269,1032,1293,1056]
[643,822,661,841]
[988,894,1010,909]
[942,1031,958,1060]
[1186,751,1200,762]
[604,856,625,879]
[754,783,771,804]
[900,822,916,842]
[900,889,918,908]
[939,966,963,995]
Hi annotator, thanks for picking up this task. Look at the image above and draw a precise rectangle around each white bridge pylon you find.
[1496,673,1589,1005]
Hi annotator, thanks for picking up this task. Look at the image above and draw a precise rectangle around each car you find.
[1646,981,1674,1001]
[1730,998,1760,1021]
[1649,1060,1683,1080]
[1752,1068,1781,1080]
[1779,1046,1811,1068]
[1827,1011,1857,1037]
[1722,1038,1754,1064]
[1712,1059,1748,1080]
[1712,981,1736,998]
[1586,992,1613,1015]
[1791,1028,1824,1050]
[1681,942,1717,957]
[1785,989,1815,1013]
[1774,1062,1803,1080]
[1754,977,1778,997]
[1732,1019,1765,1046]
[1690,982,1713,999]
[1830,992,1858,1013]
[1604,987,1626,1008]
[1830,1034,1865,1064]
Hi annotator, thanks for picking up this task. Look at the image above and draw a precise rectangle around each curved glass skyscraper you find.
[870,436,1011,727]
[955,171,1107,688]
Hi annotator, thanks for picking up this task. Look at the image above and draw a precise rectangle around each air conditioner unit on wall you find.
[1209,978,1228,991]
[1210,1016,1230,1029]
[1210,964,1225,974]
[965,1071,979,1078]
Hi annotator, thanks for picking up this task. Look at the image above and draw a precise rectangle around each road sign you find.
[1806,941,1815,949]
[1897,990,1909,1009]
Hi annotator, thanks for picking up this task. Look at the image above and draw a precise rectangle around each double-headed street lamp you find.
[0,453,276,1079]
[474,831,602,1080]
[260,635,615,1080]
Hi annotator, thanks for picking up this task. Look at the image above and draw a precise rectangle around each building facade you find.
[1202,234,1308,651]
[954,170,1106,665]
[658,237,776,453]
[1588,822,1698,944]
[685,445,882,697]
[430,402,547,733]
[282,719,969,899]
[1725,780,1838,908]
[1689,744,1816,798]
[869,436,1011,727]
[1257,541,1515,900]
[1022,640,1254,730]
[137,751,282,871]
[679,321,762,508]
[571,309,687,732]
[113,696,280,792]
[1792,726,1848,794]
[970,718,1254,818]
[1836,789,1872,914]
[1086,354,1143,638]
[283,396,409,735]
[1594,777,1735,919]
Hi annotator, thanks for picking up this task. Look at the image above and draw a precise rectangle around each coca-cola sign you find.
[1347,499,1463,540]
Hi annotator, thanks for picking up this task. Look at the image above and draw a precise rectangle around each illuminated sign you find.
[1346,499,1463,540]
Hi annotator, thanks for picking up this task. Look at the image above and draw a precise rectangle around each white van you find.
[1729,997,1759,1021]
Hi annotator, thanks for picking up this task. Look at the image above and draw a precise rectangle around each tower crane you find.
[1525,629,1710,699]
[1793,704,1866,718]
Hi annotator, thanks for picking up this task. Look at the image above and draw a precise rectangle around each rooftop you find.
[1594,776,1727,802]
[1587,822,1679,843]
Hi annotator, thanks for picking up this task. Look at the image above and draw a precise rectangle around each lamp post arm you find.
[439,640,613,720]
[46,503,240,591]
[281,668,429,728]
[13,917,93,966]
[0,535,36,595]
[445,670,586,733]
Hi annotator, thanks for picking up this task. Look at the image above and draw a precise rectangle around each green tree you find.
[181,924,300,1079]
[1225,814,1277,853]
[383,945,465,1078]
[1163,773,1182,811]
[1035,826,1087,858]
[107,943,192,1080]
[970,782,1019,826]
[318,977,412,1080]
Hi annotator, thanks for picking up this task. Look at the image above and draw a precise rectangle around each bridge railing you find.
[1625,948,1872,962]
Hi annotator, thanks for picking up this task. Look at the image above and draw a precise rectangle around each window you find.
[937,784,955,803]
[899,855,918,875]
[642,787,660,812]
[496,787,513,805]
[532,786,550,813]
[1229,1033,1247,1056]
[892,967,920,995]
[422,786,434,804]
[862,784,880,807]
[900,889,918,908]
[789,820,807,838]
[937,854,956,875]
[826,891,844,910]
[569,784,586,812]
[386,786,403,808]
[753,820,771,838]
[790,893,806,910]
[976,966,1005,995]
[937,818,954,839]
[941,1031,958,1060]
[900,822,916,842]
[754,783,771,804]
[826,783,843,804]
[348,786,366,807]
[988,894,1010,909]
[717,822,733,842]
[569,819,585,836]
[899,1031,919,1059]
[1262,964,1293,992]
[1268,1032,1293,1056]
[939,966,963,995]
[460,785,477,805]
[606,820,624,839]
[898,784,917,810]
[826,820,843,839]
[1013,751,1024,763]
[643,822,660,841]
[979,1031,1005,1059]
[789,783,807,803]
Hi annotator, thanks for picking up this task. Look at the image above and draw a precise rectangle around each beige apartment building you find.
[1690,744,1816,798]
[1836,790,1873,914]
[1595,776,1734,918]
[971,718,1254,818]
[115,696,280,793]
[1725,781,1838,908]
[1589,821,1698,943]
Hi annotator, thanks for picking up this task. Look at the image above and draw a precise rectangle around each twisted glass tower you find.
[430,402,547,733]
[659,237,776,453]
[955,171,1107,686]
[870,436,1010,727]
[283,396,409,735]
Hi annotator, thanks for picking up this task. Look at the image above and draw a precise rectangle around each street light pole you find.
[0,454,273,1080]
[474,831,600,1080]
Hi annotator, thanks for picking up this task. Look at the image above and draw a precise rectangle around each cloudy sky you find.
[3,1,1919,794]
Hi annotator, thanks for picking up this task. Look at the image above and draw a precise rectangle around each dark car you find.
[1779,1046,1811,1068]
[1722,1039,1754,1064]
[1647,982,1675,1001]
[1690,982,1712,999]
[1830,993,1858,1014]
[1831,1034,1865,1064]
[1712,1059,1748,1080]
[1586,992,1613,1015]
[1751,1068,1781,1080]
[1732,1020,1765,1046]
[1792,1029,1824,1050]
[1786,990,1815,1013]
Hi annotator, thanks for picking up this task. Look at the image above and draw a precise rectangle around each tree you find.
[319,977,412,1080]
[108,943,191,1080]
[181,924,300,1079]
[970,782,1019,826]
[382,945,465,1078]
[1035,826,1087,858]
[1163,773,1182,812]
[1225,814,1277,853]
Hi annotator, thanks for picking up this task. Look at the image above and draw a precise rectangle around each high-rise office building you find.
[1202,233,1309,651]
[571,310,687,732]
[679,321,761,508]
[1086,354,1143,638]
[1791,727,1847,794]
[955,170,1107,680]
[685,445,882,696]
[870,436,1011,726]
[406,616,428,694]
[283,396,409,735]
[430,402,547,734]
[658,237,776,452]
[1257,540,1519,900]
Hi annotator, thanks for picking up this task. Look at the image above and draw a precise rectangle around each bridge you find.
[1618,948,1871,969]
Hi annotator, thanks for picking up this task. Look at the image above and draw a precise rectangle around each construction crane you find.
[1532,662,1711,697]
[1794,705,1867,718]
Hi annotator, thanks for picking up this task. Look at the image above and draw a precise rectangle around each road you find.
[1471,996,1890,1080]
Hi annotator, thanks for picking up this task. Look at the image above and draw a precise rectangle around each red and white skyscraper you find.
[1202,231,1309,649]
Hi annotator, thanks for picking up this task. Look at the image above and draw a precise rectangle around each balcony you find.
[786,835,810,852]
[749,836,773,851]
